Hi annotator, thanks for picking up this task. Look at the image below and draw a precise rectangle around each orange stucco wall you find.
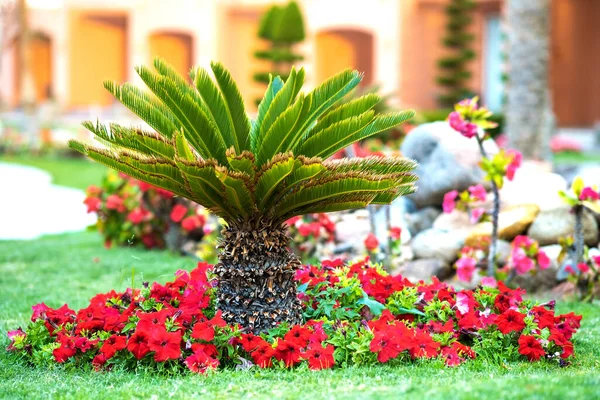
[399,0,500,109]
[149,32,193,80]
[551,0,600,126]
[315,30,374,86]
[68,10,127,107]
[219,7,270,111]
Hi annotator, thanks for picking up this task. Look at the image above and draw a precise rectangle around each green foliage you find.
[69,59,418,227]
[254,1,306,104]
[436,0,477,107]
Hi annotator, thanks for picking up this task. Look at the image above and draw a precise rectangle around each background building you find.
[1,0,598,127]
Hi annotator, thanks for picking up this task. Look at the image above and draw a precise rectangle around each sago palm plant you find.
[69,58,418,332]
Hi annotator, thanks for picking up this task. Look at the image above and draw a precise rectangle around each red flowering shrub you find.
[286,214,337,263]
[84,170,209,250]
[7,259,582,373]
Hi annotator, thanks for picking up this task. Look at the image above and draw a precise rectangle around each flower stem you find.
[574,205,584,264]
[476,135,500,277]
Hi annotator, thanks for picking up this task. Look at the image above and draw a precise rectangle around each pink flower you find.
[537,251,551,270]
[170,204,189,223]
[505,150,522,181]
[448,111,478,139]
[577,263,590,274]
[456,257,477,282]
[470,207,485,224]
[512,248,535,274]
[443,190,459,213]
[565,265,576,275]
[512,235,534,248]
[579,187,599,202]
[468,184,487,202]
[481,276,497,287]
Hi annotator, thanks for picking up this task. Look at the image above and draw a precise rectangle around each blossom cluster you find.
[286,214,337,262]
[443,184,488,223]
[454,236,550,284]
[84,171,209,250]
[7,260,582,374]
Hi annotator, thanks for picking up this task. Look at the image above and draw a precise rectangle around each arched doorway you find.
[149,31,194,80]
[68,11,128,107]
[315,29,374,86]
[11,32,53,105]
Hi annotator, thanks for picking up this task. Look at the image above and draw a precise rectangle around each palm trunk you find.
[505,0,553,160]
[215,218,303,333]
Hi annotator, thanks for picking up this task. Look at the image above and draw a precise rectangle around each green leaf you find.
[256,154,296,210]
[191,66,239,152]
[210,62,252,151]
[357,290,385,316]
[251,75,284,150]
[287,69,363,152]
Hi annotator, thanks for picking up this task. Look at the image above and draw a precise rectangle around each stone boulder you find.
[405,206,441,236]
[527,206,599,246]
[410,228,467,264]
[500,163,567,211]
[465,205,540,247]
[400,121,498,208]
[394,258,452,282]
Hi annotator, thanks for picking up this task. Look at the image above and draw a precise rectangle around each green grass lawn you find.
[1,232,599,399]
[0,154,107,190]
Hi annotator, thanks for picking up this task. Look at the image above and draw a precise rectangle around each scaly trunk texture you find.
[505,0,553,160]
[214,218,303,333]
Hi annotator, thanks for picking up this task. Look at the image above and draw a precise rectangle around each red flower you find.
[170,204,188,223]
[31,302,50,322]
[148,328,182,362]
[185,349,219,374]
[100,335,127,359]
[364,233,379,252]
[303,344,335,370]
[275,339,302,367]
[251,342,275,368]
[390,226,402,240]
[105,194,126,212]
[127,207,148,224]
[518,335,545,361]
[409,331,440,359]
[284,325,312,347]
[496,309,526,334]
[127,330,151,359]
[181,215,205,232]
[191,312,227,342]
[53,334,77,363]
[92,353,108,370]
[84,196,102,213]
[238,333,263,352]
[370,330,403,363]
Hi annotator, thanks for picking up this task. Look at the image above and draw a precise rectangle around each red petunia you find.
[170,204,188,223]
[303,344,335,370]
[148,328,182,362]
[370,330,403,363]
[284,325,312,347]
[127,330,151,360]
[409,331,440,359]
[518,335,545,361]
[496,309,526,334]
[100,335,127,359]
[274,339,303,367]
[53,334,77,363]
[191,312,227,342]
[251,342,275,368]
[185,349,219,374]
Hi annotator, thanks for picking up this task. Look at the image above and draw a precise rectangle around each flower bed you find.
[7,259,581,373]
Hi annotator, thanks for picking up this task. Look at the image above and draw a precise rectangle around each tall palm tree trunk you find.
[505,0,553,160]
[215,218,303,333]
